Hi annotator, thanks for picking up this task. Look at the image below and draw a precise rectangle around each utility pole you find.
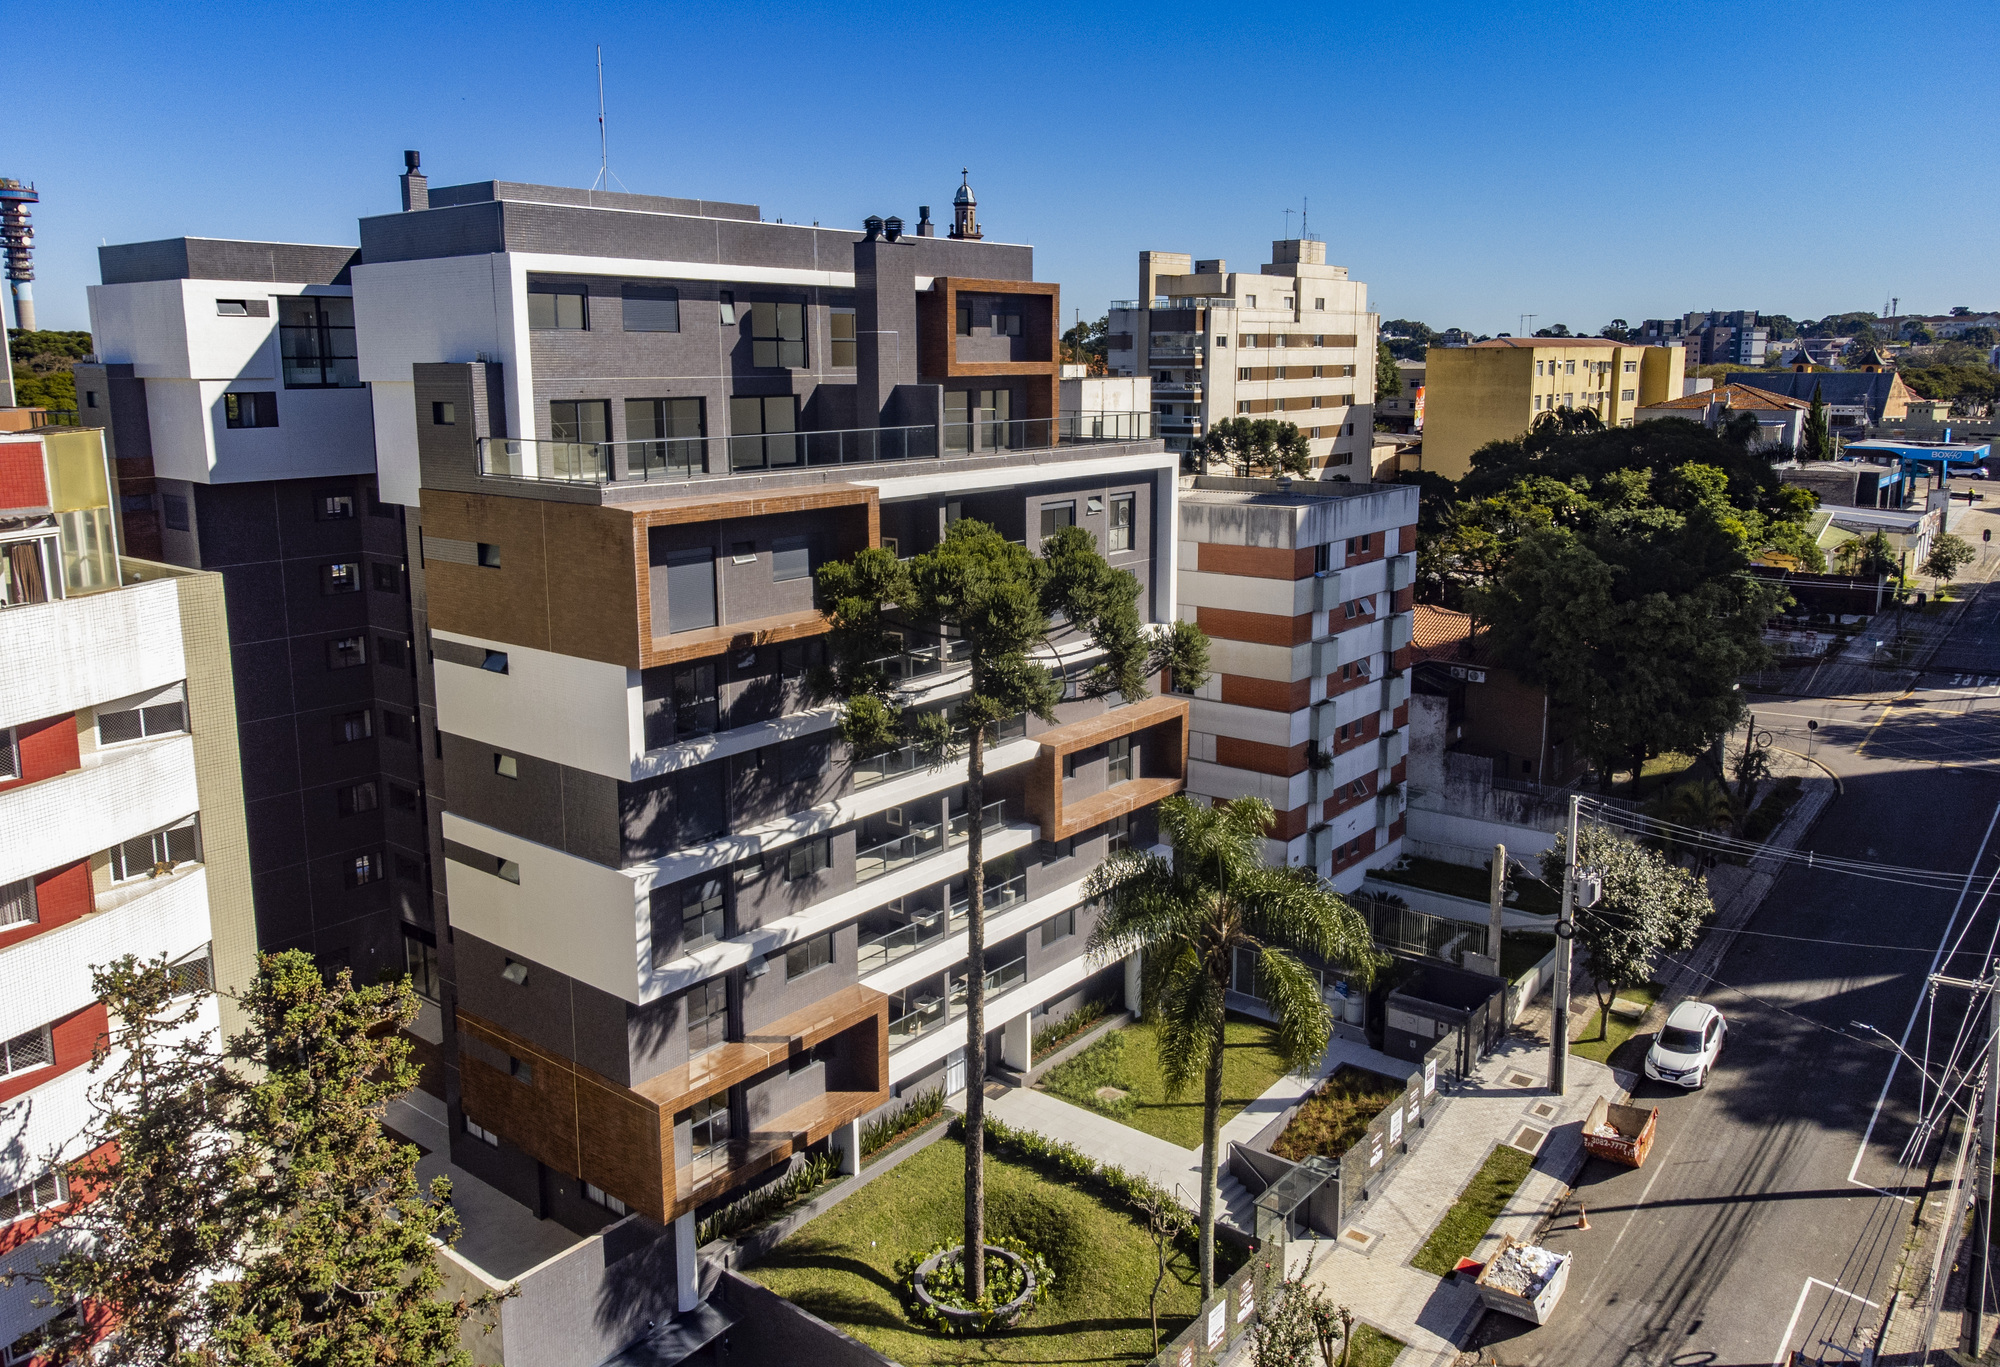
[1487,842,1507,965]
[1551,796,1579,1096]
[1976,978,2000,1350]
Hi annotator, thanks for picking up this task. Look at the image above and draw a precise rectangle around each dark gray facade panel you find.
[440,732,621,868]
[98,237,360,285]
[738,923,858,1035]
[358,203,509,264]
[452,930,634,1084]
[426,180,760,220]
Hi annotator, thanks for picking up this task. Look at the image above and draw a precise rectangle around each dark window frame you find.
[222,392,279,429]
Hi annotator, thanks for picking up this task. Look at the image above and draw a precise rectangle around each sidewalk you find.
[1300,1036,1617,1366]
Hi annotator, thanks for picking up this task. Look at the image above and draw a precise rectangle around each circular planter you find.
[911,1244,1038,1331]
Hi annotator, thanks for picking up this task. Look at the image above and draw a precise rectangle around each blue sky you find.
[13,0,1998,336]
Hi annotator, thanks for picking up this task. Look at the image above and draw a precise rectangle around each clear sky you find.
[12,0,1998,337]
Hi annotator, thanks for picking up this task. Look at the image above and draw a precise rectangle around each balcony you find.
[942,413,1152,456]
[888,955,1030,1049]
[853,713,1026,788]
[855,800,1007,883]
[855,873,1029,975]
[1152,381,1203,397]
[0,735,198,889]
[1024,694,1190,843]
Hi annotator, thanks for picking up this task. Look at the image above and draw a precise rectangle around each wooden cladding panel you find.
[1026,695,1190,842]
[1215,735,1308,778]
[1196,605,1312,648]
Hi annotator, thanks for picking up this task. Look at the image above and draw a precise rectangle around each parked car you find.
[1644,1001,1726,1088]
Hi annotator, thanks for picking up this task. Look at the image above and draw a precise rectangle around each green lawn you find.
[1569,981,1664,1066]
[1410,1145,1535,1277]
[1348,1323,1408,1367]
[1038,1014,1292,1148]
[745,1135,1207,1366]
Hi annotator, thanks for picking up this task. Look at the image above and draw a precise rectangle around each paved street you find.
[1468,582,2000,1365]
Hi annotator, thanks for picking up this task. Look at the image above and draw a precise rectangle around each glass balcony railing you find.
[857,874,1029,975]
[864,638,973,688]
[854,800,1008,884]
[949,799,1008,844]
[950,872,1028,922]
[852,713,1027,788]
[888,995,949,1044]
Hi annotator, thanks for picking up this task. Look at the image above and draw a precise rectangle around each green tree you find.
[10,956,256,1367]
[1193,416,1311,477]
[813,521,1208,1299]
[1376,340,1401,399]
[1541,827,1710,1039]
[1060,314,1108,374]
[1923,532,1976,589]
[1380,319,1437,361]
[1086,795,1378,1299]
[1649,779,1739,862]
[1802,382,1832,461]
[208,952,498,1366]
[1252,1275,1351,1367]
[9,328,92,411]
[1832,531,1898,581]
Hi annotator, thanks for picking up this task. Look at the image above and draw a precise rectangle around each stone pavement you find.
[1300,1036,1619,1366]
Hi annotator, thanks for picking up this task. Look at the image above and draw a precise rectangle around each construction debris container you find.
[1580,1095,1659,1169]
[1473,1235,1571,1325]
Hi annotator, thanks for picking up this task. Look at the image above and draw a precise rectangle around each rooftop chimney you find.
[400,150,428,212]
[863,215,883,242]
[882,216,903,243]
[917,206,935,237]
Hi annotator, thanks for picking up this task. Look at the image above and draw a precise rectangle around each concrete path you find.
[1299,1035,1618,1366]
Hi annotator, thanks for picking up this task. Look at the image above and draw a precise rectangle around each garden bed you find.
[1411,1144,1535,1277]
[1032,996,1118,1062]
[1268,1067,1407,1162]
[1037,1014,1290,1148]
[1570,981,1663,1067]
[745,1135,1211,1365]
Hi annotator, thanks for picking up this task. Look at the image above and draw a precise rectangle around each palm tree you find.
[1086,795,1380,1299]
[1649,778,1738,865]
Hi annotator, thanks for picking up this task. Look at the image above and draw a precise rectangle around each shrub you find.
[894,1235,1054,1335]
[697,1151,837,1246]
[1740,774,1805,845]
[1269,1067,1406,1162]
[1038,1029,1133,1116]
[1031,996,1115,1061]
[861,1086,945,1157]
[955,1115,1197,1243]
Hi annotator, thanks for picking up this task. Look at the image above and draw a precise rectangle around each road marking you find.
[1848,799,2000,1195]
[1772,1277,1881,1366]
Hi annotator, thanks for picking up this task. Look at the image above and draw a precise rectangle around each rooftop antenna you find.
[1284,207,1294,239]
[588,45,629,202]
[1520,314,1537,337]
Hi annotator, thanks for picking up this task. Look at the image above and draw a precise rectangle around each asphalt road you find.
[1468,589,2000,1366]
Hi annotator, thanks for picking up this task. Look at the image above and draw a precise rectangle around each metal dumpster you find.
[1473,1234,1571,1325]
[1580,1095,1659,1169]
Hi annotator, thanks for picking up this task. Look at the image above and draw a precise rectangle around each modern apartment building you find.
[340,165,1182,1361]
[77,244,426,983]
[1176,475,1417,890]
[1420,338,1687,480]
[1638,311,1770,368]
[0,425,254,1359]
[1106,240,1378,474]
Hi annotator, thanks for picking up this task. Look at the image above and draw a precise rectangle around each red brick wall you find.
[0,860,93,953]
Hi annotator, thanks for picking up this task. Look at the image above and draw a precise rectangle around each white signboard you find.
[1388,1107,1403,1146]
[1369,1135,1384,1169]
[1207,1302,1226,1349]
[1237,1278,1255,1323]
[1424,1058,1438,1096]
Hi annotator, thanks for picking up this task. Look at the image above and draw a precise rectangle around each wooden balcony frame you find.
[1023,692,1189,843]
[456,983,888,1223]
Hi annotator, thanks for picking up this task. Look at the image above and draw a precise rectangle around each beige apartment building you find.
[1421,338,1685,480]
[1106,240,1378,475]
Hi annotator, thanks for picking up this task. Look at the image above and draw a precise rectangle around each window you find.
[1107,812,1131,853]
[0,1025,53,1078]
[403,932,440,1000]
[278,296,359,387]
[780,638,822,679]
[1246,295,1257,308]
[583,1182,628,1215]
[1108,494,1134,552]
[0,878,34,928]
[527,284,588,330]
[96,687,188,745]
[318,492,355,520]
[167,952,213,998]
[957,305,972,336]
[216,299,250,316]
[1621,388,1636,401]
[0,1167,68,1225]
[380,709,414,742]
[494,859,521,885]
[672,662,718,734]
[681,878,726,952]
[327,635,367,669]
[350,852,383,886]
[750,301,806,367]
[1535,360,1544,376]
[785,930,833,979]
[549,399,609,449]
[1215,335,1228,347]
[464,1115,499,1146]
[728,395,799,471]
[689,1093,732,1174]
[626,397,705,473]
[771,536,811,583]
[686,978,728,1054]
[85,390,98,408]
[830,308,857,367]
[163,494,190,531]
[622,282,681,332]
[1107,735,1133,784]
[1040,501,1076,541]
[495,753,519,779]
[373,562,402,592]
[1238,367,1253,381]
[1237,401,1251,414]
[509,1055,534,1085]
[337,781,378,816]
[664,547,719,633]
[718,291,737,325]
[476,542,502,569]
[223,392,279,428]
[1624,361,1638,373]
[108,818,200,881]
[785,836,831,882]
[1040,906,1077,946]
[1564,360,1576,375]
[332,709,373,744]
[992,310,1022,337]
[322,561,360,594]
[432,402,455,425]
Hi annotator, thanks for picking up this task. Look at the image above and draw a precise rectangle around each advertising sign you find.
[1388,1107,1403,1146]
[1207,1302,1226,1349]
[1424,1058,1438,1096]
[1237,1278,1255,1323]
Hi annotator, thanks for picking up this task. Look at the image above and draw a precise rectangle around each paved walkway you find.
[1300,1036,1619,1367]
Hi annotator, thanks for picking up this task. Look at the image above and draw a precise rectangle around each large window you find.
[671,661,718,734]
[549,399,610,445]
[528,284,588,330]
[0,1166,67,1226]
[0,878,34,928]
[625,398,705,475]
[830,309,857,367]
[97,685,188,745]
[222,393,279,429]
[278,296,360,387]
[403,931,441,1001]
[728,395,798,471]
[750,301,806,368]
[1039,500,1075,542]
[622,283,681,332]
[689,1092,732,1177]
[680,878,726,952]
[108,817,200,881]
[664,549,718,635]
[785,930,833,979]
[1107,735,1133,784]
[771,536,811,583]
[944,388,1012,452]
[1108,494,1134,552]
[686,980,729,1055]
[0,1024,52,1079]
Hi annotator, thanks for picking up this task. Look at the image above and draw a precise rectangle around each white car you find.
[1644,1001,1726,1089]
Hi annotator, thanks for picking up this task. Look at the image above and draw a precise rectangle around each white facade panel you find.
[1187,697,1303,749]
[142,378,216,484]
[1188,759,1302,811]
[432,632,636,781]
[372,381,421,506]
[0,867,213,1041]
[1178,569,1307,617]
[1206,637,1307,683]
[86,279,193,378]
[352,253,513,382]
[0,735,199,887]
[203,379,377,483]
[0,580,186,730]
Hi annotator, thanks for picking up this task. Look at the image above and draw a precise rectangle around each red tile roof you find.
[1467,337,1629,349]
[1640,382,1812,413]
[1411,604,1481,664]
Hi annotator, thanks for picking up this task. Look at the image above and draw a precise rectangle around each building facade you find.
[1420,338,1686,480]
[0,426,255,1358]
[1176,476,1416,890]
[1636,382,1810,449]
[345,168,1183,1359]
[1376,358,1425,434]
[78,244,425,983]
[1106,241,1378,474]
[1638,311,1769,368]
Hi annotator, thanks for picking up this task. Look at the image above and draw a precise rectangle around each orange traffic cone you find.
[1576,1204,1591,1231]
